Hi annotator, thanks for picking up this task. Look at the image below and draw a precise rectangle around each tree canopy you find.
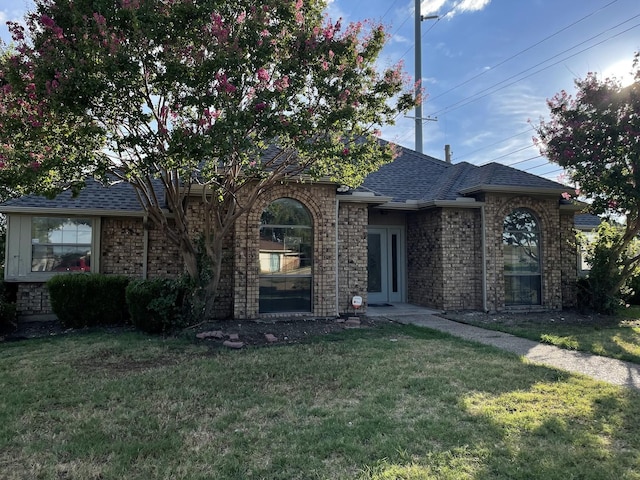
[0,0,416,315]
[536,52,640,305]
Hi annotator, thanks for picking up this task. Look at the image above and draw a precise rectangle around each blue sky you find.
[326,0,639,181]
[1,0,638,182]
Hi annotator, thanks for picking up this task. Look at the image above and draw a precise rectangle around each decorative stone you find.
[264,333,278,343]
[228,333,240,341]
[223,340,244,349]
[344,318,361,328]
[196,330,224,339]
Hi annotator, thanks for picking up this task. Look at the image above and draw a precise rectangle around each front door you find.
[368,227,404,304]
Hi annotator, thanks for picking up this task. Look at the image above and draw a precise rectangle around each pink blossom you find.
[256,68,270,82]
[274,75,289,92]
[339,89,350,102]
[254,102,267,112]
[236,11,246,24]
[40,15,56,28]
[93,12,106,26]
[0,161,5,169]
[342,148,349,156]
[561,192,571,200]
[321,60,329,71]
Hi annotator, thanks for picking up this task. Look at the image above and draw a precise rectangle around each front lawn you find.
[1,324,639,479]
[449,309,640,364]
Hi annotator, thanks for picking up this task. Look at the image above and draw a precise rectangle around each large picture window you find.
[503,209,542,305]
[4,215,98,281]
[31,217,93,272]
[259,198,313,313]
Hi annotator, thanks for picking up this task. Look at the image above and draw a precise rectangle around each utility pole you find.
[414,0,437,154]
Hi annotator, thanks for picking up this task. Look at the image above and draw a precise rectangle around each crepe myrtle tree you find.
[0,0,417,316]
[535,52,640,304]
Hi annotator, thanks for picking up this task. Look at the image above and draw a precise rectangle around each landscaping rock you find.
[196,330,224,339]
[223,340,244,349]
[228,333,240,341]
[344,318,361,328]
[264,333,278,343]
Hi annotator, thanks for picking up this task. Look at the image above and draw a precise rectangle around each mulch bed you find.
[1,315,385,348]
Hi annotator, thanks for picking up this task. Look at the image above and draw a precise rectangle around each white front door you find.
[367,227,404,305]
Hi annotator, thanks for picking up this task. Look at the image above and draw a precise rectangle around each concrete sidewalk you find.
[385,313,640,390]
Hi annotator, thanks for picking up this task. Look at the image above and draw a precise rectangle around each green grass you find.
[458,309,640,364]
[1,325,640,479]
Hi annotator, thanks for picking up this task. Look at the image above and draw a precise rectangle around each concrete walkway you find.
[377,311,640,390]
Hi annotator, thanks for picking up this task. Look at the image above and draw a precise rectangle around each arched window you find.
[503,208,542,305]
[259,198,313,313]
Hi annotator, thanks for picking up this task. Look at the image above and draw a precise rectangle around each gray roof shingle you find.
[0,143,570,213]
[362,145,568,202]
[0,178,153,213]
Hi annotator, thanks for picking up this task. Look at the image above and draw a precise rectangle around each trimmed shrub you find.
[125,278,187,334]
[47,274,130,329]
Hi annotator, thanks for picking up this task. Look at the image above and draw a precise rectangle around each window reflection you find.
[503,209,541,305]
[259,198,313,313]
[31,217,92,272]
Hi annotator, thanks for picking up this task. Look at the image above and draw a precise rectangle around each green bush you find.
[625,274,640,305]
[125,278,187,334]
[47,274,130,329]
[0,281,17,335]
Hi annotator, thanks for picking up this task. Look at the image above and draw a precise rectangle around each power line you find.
[380,0,401,23]
[454,128,534,160]
[506,154,544,167]
[477,144,537,165]
[427,0,620,104]
[427,18,640,117]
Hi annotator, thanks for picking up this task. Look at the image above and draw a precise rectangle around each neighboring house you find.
[574,213,602,275]
[1,146,582,320]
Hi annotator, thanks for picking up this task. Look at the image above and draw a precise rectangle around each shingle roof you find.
[0,144,570,213]
[575,213,601,229]
[0,178,152,213]
[362,145,568,202]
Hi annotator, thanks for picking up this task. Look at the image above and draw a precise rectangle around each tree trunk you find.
[202,232,225,320]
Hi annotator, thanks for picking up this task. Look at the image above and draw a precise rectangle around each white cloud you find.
[389,33,411,45]
[420,0,448,16]
[454,0,491,13]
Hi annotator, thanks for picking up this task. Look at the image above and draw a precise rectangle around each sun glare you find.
[601,59,636,87]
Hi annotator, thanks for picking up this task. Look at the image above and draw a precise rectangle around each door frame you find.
[367,226,405,304]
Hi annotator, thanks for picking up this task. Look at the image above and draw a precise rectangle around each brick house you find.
[1,146,581,320]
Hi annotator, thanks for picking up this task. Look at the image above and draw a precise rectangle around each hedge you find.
[47,274,130,329]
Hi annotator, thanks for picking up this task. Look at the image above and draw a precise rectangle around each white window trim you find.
[4,214,101,282]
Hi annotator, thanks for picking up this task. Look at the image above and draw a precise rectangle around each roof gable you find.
[362,146,568,203]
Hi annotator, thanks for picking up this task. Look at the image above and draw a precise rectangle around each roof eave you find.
[0,206,152,217]
[338,193,392,204]
[375,198,485,210]
[559,202,589,213]
[459,184,569,196]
